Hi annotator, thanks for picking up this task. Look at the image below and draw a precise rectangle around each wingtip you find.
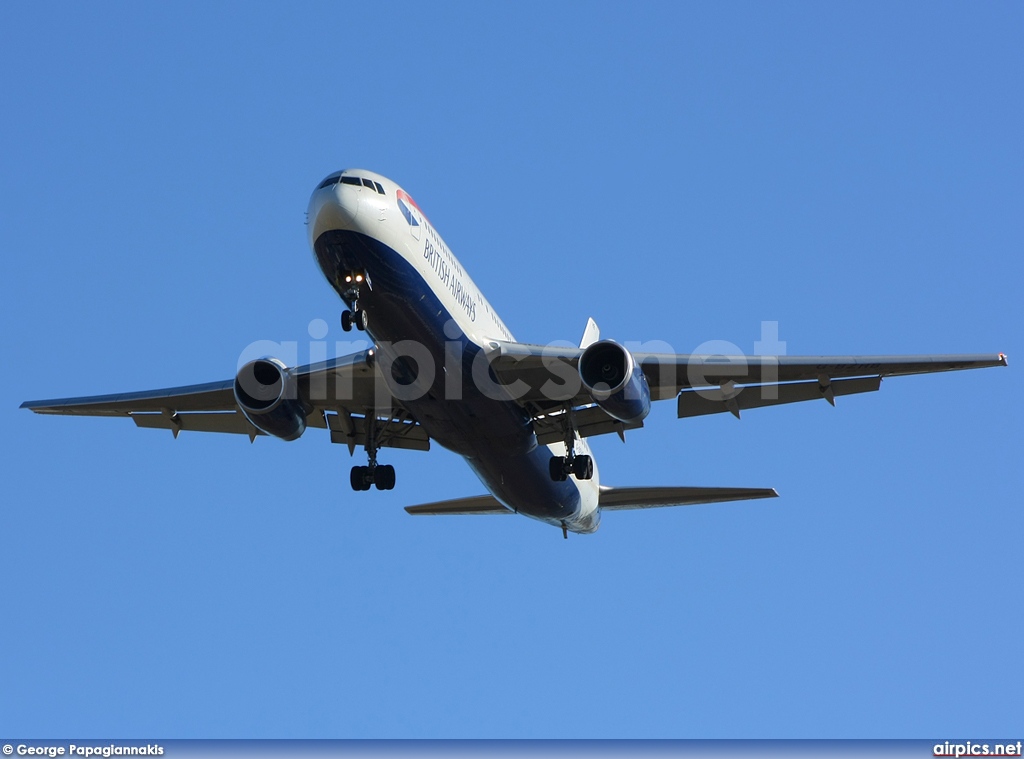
[999,352,1008,367]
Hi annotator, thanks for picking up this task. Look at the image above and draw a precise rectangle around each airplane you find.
[21,169,1008,538]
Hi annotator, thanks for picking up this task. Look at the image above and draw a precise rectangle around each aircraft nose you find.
[307,178,360,245]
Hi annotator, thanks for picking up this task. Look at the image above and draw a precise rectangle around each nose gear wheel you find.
[339,270,370,331]
[341,308,368,332]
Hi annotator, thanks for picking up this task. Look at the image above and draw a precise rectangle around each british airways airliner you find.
[22,169,1007,537]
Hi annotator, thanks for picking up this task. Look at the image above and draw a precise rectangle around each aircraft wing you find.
[403,485,777,516]
[487,342,1007,425]
[20,350,430,452]
[21,341,1007,446]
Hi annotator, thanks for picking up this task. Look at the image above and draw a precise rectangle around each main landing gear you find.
[549,453,593,482]
[339,270,369,332]
[548,408,593,482]
[350,462,396,491]
[349,411,396,491]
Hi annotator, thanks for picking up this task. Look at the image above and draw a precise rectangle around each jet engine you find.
[233,358,309,441]
[578,340,651,425]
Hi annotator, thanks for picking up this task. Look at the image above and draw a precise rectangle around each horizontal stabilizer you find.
[405,486,778,517]
[405,494,512,516]
[598,485,778,510]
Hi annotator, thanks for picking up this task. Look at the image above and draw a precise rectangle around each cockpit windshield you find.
[316,174,343,190]
[316,173,386,195]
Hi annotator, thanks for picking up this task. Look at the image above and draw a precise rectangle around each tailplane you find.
[403,485,777,516]
[598,485,778,510]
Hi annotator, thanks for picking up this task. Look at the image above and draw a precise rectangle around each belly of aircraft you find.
[313,229,596,531]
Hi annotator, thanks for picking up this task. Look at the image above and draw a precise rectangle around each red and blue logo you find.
[396,189,426,228]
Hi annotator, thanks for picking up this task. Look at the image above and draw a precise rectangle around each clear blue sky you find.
[2,1,1021,739]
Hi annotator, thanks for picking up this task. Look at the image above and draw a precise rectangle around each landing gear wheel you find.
[341,310,353,332]
[549,456,567,482]
[354,309,369,331]
[572,455,594,480]
[374,464,396,491]
[350,465,372,491]
[350,414,394,492]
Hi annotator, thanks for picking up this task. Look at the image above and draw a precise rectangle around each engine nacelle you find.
[578,340,651,425]
[233,358,309,441]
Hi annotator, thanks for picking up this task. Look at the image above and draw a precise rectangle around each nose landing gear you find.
[339,271,370,332]
[341,308,368,332]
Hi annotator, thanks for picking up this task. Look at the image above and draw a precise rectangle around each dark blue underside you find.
[313,229,582,522]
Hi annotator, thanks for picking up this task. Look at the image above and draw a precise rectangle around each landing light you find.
[355,274,364,283]
[344,275,352,283]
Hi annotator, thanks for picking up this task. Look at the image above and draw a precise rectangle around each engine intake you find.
[233,358,309,441]
[578,340,651,425]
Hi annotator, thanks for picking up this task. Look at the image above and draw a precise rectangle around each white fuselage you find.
[307,169,600,533]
